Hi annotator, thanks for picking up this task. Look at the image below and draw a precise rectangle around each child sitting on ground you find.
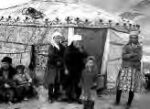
[79,56,98,109]
[13,65,34,101]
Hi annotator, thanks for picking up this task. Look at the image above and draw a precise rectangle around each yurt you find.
[0,0,140,89]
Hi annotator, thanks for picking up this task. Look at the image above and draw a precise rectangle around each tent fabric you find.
[0,25,68,70]
[74,28,107,74]
[0,0,127,24]
[106,29,129,89]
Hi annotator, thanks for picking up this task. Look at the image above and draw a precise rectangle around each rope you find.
[0,40,52,46]
[0,51,30,54]
[0,40,30,46]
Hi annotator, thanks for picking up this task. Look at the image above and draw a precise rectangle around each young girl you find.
[80,56,98,109]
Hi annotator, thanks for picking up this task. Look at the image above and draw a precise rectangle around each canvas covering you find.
[106,29,130,89]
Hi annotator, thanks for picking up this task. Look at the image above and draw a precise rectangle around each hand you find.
[65,69,69,75]
[28,79,32,83]
[4,83,10,88]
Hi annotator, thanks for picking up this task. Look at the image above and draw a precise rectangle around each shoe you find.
[8,101,13,105]
[125,105,131,109]
[24,97,29,101]
[49,99,54,103]
[125,103,131,109]
[113,102,119,106]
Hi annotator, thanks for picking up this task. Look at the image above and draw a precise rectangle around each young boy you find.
[13,65,33,101]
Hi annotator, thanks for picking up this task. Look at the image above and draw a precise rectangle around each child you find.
[80,56,98,109]
[13,65,33,101]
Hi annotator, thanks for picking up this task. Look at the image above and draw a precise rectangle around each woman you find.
[115,31,143,108]
[44,31,65,102]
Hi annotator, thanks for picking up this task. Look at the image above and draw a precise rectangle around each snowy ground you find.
[0,92,148,109]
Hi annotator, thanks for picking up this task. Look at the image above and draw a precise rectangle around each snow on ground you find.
[0,93,147,109]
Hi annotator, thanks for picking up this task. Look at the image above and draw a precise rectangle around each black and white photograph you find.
[0,0,150,109]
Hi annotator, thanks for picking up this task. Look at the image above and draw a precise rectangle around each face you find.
[130,35,138,44]
[73,41,81,49]
[54,35,63,44]
[86,60,94,67]
[1,62,10,70]
[17,69,23,74]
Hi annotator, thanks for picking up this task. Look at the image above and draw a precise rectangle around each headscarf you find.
[51,31,63,50]
[68,34,82,46]
[128,30,140,44]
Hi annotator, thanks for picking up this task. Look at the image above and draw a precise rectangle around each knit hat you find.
[16,65,25,70]
[1,56,12,64]
[86,56,96,62]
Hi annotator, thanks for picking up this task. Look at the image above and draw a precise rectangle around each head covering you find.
[51,31,63,49]
[16,65,25,70]
[86,56,96,62]
[1,56,12,64]
[52,31,63,39]
[68,34,82,46]
[129,31,140,37]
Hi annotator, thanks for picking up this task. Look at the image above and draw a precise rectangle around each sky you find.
[0,0,30,8]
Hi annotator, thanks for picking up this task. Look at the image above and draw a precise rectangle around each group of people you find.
[0,30,144,109]
[43,31,98,107]
[43,30,144,109]
[0,57,35,103]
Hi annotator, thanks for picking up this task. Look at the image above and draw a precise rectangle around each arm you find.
[47,45,56,66]
[25,72,32,83]
[122,45,133,60]
[130,46,142,61]
[79,70,85,87]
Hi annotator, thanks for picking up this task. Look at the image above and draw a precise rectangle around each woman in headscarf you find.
[44,31,66,102]
[64,35,88,103]
[115,31,143,108]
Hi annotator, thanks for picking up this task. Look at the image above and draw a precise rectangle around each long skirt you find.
[117,67,142,92]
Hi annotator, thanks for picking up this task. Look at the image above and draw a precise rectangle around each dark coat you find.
[44,43,65,87]
[0,66,16,87]
[122,43,142,69]
[64,44,88,78]
[0,66,17,101]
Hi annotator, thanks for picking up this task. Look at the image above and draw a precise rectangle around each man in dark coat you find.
[64,36,88,102]
[0,56,17,103]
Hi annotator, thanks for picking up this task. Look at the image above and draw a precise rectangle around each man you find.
[64,35,88,103]
[115,31,143,109]
[0,56,16,103]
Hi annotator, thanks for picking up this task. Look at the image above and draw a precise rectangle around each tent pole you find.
[100,29,110,89]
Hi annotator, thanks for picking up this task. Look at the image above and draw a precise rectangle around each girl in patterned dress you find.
[115,31,143,108]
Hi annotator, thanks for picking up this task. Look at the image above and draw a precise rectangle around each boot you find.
[127,91,134,106]
[115,90,122,105]
[83,99,94,109]
[48,84,55,103]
